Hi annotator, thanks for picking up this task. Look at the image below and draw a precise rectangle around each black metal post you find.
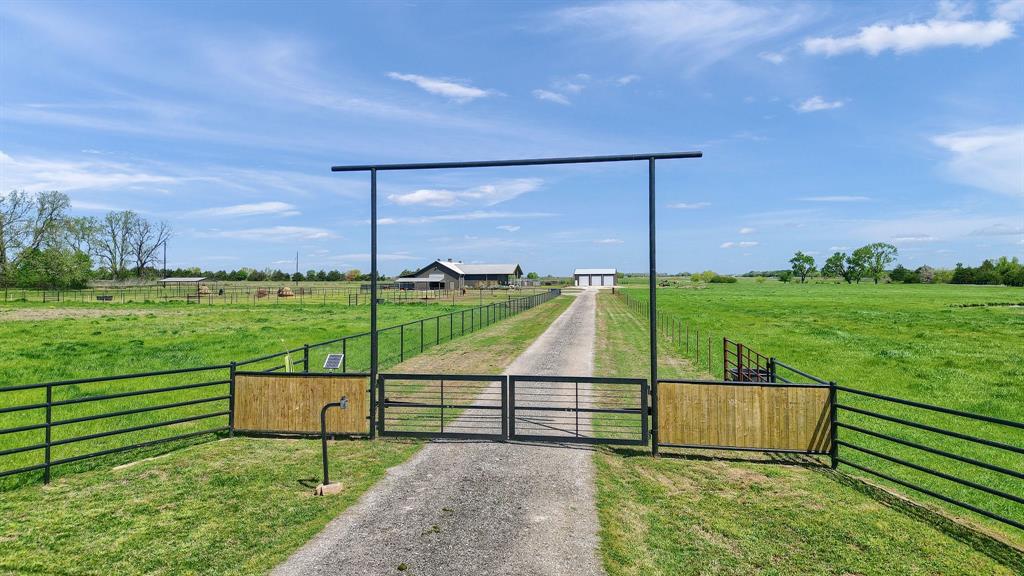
[370,168,379,436]
[830,381,839,469]
[43,383,52,484]
[228,362,236,437]
[320,401,340,485]
[648,157,659,456]
[303,344,309,373]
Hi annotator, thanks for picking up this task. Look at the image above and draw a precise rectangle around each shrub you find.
[708,274,738,283]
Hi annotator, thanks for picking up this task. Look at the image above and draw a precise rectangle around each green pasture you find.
[617,281,1023,540]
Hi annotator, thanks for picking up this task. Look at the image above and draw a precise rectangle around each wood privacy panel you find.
[658,383,831,452]
[234,374,369,435]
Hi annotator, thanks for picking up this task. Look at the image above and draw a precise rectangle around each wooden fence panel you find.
[658,382,831,452]
[234,373,369,435]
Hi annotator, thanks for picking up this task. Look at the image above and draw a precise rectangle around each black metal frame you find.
[508,375,648,446]
[331,151,703,456]
[378,373,508,441]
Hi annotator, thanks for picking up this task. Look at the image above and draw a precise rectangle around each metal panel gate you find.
[510,375,647,445]
[378,373,507,440]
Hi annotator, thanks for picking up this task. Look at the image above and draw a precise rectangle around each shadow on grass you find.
[603,444,828,468]
[820,467,1024,572]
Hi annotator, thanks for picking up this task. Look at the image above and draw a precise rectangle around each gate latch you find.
[339,395,349,409]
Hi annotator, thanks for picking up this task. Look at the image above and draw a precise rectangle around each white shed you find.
[573,268,616,287]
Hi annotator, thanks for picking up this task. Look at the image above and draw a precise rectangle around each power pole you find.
[162,241,167,279]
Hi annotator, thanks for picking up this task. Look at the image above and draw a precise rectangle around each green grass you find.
[614,282,1024,541]
[0,293,557,487]
[0,295,572,575]
[592,291,1022,574]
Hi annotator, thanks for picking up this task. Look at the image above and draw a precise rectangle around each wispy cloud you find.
[969,223,1024,236]
[721,241,759,248]
[892,235,939,243]
[207,226,336,241]
[0,150,178,193]
[533,89,571,105]
[931,126,1024,197]
[387,178,542,207]
[554,0,814,72]
[795,96,845,112]
[739,227,756,234]
[497,225,521,232]
[667,201,711,209]
[800,195,870,202]
[616,74,640,85]
[387,72,494,103]
[594,238,624,244]
[188,201,300,218]
[804,3,1014,56]
[758,51,786,64]
[377,211,557,225]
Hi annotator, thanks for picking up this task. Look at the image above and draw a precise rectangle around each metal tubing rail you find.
[0,364,232,393]
[331,152,702,172]
[837,385,1024,429]
[772,361,829,385]
[658,378,829,389]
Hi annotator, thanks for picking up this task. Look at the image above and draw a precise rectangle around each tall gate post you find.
[370,168,379,439]
[648,157,659,456]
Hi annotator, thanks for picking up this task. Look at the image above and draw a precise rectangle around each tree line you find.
[166,267,378,283]
[781,242,1023,286]
[1,190,171,289]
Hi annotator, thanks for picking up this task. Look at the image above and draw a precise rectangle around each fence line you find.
[0,289,561,486]
[617,290,722,376]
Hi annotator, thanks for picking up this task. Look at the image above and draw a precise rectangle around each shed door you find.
[603,274,615,286]
[578,275,590,287]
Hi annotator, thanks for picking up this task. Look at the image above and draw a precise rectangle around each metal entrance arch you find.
[331,151,703,451]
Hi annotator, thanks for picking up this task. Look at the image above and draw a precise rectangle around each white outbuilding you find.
[573,268,616,287]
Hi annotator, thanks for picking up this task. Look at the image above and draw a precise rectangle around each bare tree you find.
[94,211,138,280]
[128,218,172,277]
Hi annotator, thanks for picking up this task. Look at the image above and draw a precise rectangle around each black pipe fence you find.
[0,289,561,487]
[617,290,723,376]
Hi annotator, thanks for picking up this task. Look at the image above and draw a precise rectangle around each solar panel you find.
[323,354,344,370]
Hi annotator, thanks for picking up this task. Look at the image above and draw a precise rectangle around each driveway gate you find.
[377,373,647,445]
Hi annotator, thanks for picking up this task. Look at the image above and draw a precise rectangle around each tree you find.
[291,272,305,282]
[344,268,361,281]
[822,252,852,283]
[1,190,71,286]
[325,269,342,281]
[789,251,816,283]
[128,217,172,277]
[778,270,793,283]
[848,246,871,283]
[863,242,898,284]
[94,211,137,280]
[526,272,539,280]
[889,264,911,283]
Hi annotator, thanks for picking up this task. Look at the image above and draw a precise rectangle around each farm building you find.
[398,259,523,290]
[573,268,616,287]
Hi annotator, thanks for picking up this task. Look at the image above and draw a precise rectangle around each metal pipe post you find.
[369,168,379,437]
[648,157,659,456]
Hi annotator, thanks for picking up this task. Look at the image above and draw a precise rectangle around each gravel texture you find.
[272,289,604,576]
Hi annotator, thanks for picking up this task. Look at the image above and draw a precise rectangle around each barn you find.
[573,268,616,287]
[398,259,523,290]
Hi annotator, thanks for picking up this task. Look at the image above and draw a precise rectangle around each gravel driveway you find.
[271,289,604,576]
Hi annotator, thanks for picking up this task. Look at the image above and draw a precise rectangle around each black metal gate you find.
[378,373,507,440]
[377,373,648,445]
[509,375,648,445]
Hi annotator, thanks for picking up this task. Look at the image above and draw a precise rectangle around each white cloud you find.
[387,178,542,207]
[667,201,711,209]
[594,238,624,244]
[931,126,1024,197]
[616,74,640,85]
[497,225,521,232]
[210,226,336,241]
[720,241,759,248]
[892,235,940,243]
[803,4,1014,56]
[758,51,786,64]
[377,211,557,225]
[0,150,178,193]
[829,246,851,252]
[533,89,571,105]
[188,201,300,218]
[994,0,1024,21]
[555,1,813,72]
[553,73,591,94]
[969,223,1024,236]
[387,72,493,103]
[738,226,756,234]
[795,96,845,112]
[800,195,871,202]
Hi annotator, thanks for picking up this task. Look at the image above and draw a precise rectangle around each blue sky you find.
[1,0,1022,275]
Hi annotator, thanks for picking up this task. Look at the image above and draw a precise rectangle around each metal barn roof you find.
[158,277,207,283]
[574,268,616,275]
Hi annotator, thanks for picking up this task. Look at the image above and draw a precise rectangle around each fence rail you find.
[0,289,561,486]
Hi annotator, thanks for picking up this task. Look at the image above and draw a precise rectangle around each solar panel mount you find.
[323,353,344,371]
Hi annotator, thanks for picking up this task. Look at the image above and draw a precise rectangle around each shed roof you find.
[574,268,616,275]
[158,277,206,283]
[424,260,521,277]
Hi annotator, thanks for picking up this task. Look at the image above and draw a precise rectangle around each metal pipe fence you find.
[0,289,561,487]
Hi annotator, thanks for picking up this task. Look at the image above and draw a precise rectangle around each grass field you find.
[592,291,1022,575]
[615,281,1024,540]
[0,292,557,487]
[0,295,572,576]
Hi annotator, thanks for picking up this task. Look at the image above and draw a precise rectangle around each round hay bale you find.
[278,286,295,297]
[198,285,211,295]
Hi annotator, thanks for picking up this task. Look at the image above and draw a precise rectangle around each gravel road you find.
[271,289,604,576]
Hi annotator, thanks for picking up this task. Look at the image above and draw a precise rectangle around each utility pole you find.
[295,251,299,276]
[162,241,167,279]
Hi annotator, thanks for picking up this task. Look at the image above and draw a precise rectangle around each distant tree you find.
[915,265,935,284]
[344,268,361,281]
[291,272,305,282]
[397,268,416,278]
[1,190,72,286]
[315,269,327,281]
[789,251,816,283]
[128,217,172,278]
[864,242,898,284]
[847,247,871,283]
[778,270,793,283]
[306,269,317,281]
[270,269,288,281]
[326,269,343,281]
[889,264,911,283]
[94,211,137,280]
[822,252,853,283]
[526,272,540,279]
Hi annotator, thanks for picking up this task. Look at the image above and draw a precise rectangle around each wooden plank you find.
[234,374,369,435]
[657,382,831,452]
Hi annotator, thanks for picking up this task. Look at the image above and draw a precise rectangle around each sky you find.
[1,0,1022,276]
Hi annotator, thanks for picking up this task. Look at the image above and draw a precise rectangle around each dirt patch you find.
[0,307,177,321]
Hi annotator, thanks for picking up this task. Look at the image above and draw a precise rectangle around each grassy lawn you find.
[0,293,561,488]
[615,281,1024,537]
[591,291,1022,575]
[0,295,572,576]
